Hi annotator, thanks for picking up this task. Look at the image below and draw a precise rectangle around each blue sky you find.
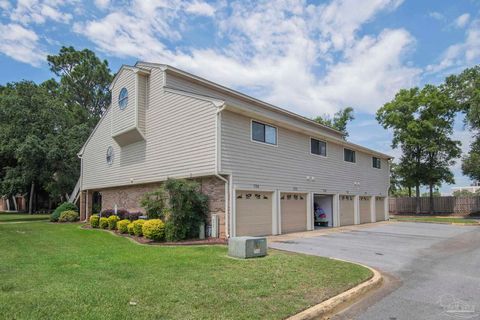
[1,0,479,193]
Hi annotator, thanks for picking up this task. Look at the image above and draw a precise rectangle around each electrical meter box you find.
[228,237,267,259]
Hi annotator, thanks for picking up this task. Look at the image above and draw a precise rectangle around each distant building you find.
[451,181,480,195]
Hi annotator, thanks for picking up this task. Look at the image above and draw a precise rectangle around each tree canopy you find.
[313,107,354,138]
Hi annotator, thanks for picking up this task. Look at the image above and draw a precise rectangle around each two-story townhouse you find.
[77,62,391,238]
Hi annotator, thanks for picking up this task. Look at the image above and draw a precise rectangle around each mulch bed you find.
[81,224,227,246]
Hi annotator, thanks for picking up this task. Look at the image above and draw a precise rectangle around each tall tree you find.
[377,85,460,214]
[444,65,480,181]
[47,46,113,128]
[313,107,354,138]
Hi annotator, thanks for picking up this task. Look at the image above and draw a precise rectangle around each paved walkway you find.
[270,222,480,320]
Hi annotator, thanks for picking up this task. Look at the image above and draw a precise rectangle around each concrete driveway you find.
[270,222,480,320]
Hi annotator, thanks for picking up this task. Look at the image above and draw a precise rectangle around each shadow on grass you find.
[0,213,50,223]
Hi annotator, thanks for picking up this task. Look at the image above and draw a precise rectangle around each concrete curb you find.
[287,262,383,320]
[391,219,479,226]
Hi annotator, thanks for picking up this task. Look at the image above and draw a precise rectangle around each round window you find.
[118,87,128,110]
[106,146,114,165]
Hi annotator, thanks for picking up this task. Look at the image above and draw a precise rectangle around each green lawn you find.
[0,219,371,320]
[0,212,50,222]
[391,216,479,224]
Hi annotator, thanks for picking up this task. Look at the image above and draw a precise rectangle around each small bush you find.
[132,220,145,236]
[99,217,109,229]
[100,209,128,219]
[124,211,142,221]
[142,219,165,241]
[58,210,79,222]
[164,220,180,242]
[127,222,135,235]
[90,214,100,228]
[50,202,78,222]
[107,215,120,230]
[117,219,130,234]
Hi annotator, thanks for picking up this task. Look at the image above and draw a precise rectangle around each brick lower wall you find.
[94,176,227,238]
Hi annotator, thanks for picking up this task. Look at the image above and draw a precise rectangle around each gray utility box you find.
[228,237,267,259]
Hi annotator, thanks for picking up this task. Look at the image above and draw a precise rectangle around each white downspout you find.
[214,104,230,238]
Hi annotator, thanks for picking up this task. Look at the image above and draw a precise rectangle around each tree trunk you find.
[415,183,420,214]
[429,183,434,215]
[408,186,412,197]
[28,181,35,214]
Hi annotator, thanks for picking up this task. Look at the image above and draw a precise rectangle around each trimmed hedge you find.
[99,217,109,229]
[90,214,100,228]
[117,220,130,234]
[107,215,120,230]
[50,202,78,222]
[132,220,145,237]
[127,222,135,235]
[58,210,79,222]
[142,219,165,241]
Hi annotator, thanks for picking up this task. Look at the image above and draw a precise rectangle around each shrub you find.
[164,220,176,242]
[58,210,79,222]
[132,220,145,236]
[117,219,130,234]
[99,217,109,229]
[142,219,165,241]
[89,214,100,228]
[99,209,128,219]
[124,211,142,221]
[107,215,120,230]
[140,188,167,219]
[50,202,78,222]
[127,222,135,235]
[163,178,209,241]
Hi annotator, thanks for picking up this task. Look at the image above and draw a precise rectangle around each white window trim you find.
[118,87,129,110]
[309,137,328,158]
[343,147,356,164]
[250,119,278,147]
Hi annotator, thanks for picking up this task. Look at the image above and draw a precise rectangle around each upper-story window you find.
[106,146,114,165]
[118,87,128,110]
[344,148,356,163]
[252,120,277,145]
[311,138,327,156]
[372,157,381,169]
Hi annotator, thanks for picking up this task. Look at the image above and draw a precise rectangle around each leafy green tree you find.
[452,189,475,197]
[47,46,113,128]
[377,85,460,214]
[313,107,354,137]
[444,65,480,181]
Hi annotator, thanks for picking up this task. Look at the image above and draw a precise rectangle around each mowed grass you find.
[0,212,50,222]
[391,215,479,224]
[0,219,372,320]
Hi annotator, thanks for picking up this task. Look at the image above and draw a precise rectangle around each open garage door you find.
[359,196,371,224]
[236,191,273,236]
[339,195,355,226]
[281,193,308,233]
[375,197,386,221]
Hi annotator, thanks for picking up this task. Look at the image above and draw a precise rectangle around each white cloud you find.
[454,13,470,28]
[185,1,215,16]
[94,0,110,10]
[0,23,45,66]
[8,0,75,25]
[75,0,418,115]
[426,19,480,74]
[429,11,444,21]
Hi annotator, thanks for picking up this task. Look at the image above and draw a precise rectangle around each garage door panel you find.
[281,193,307,233]
[375,197,385,221]
[339,195,355,226]
[236,191,272,236]
[359,196,371,224]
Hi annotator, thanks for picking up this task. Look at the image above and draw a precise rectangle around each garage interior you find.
[313,194,333,227]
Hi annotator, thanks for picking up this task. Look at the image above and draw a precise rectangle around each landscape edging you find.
[287,261,383,320]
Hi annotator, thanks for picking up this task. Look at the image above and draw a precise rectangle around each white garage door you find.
[339,195,355,226]
[281,193,307,234]
[375,197,386,221]
[236,191,273,236]
[359,196,371,224]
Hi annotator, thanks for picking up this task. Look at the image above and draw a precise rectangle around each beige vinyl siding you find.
[221,110,389,195]
[81,79,217,190]
[137,74,148,134]
[359,196,371,224]
[165,72,344,141]
[375,197,386,221]
[111,69,136,136]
